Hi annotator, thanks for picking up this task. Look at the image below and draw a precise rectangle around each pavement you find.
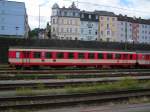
[35,103,150,112]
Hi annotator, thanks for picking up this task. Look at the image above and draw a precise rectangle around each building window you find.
[112,18,115,21]
[1,26,5,30]
[95,31,97,35]
[142,31,144,33]
[53,27,55,32]
[96,15,98,19]
[64,11,67,16]
[81,14,84,18]
[75,28,78,33]
[142,25,145,28]
[101,31,103,35]
[53,19,55,24]
[70,12,72,16]
[73,12,75,16]
[107,17,109,21]
[67,28,69,33]
[70,20,72,25]
[81,29,84,34]
[101,17,103,20]
[62,19,64,24]
[89,15,91,19]
[145,36,147,39]
[107,31,110,35]
[89,30,91,34]
[107,24,109,29]
[75,37,78,40]
[61,28,63,32]
[70,28,72,33]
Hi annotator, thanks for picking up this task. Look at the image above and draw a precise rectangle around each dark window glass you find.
[115,54,121,59]
[78,53,84,59]
[34,52,41,58]
[88,53,95,59]
[68,53,74,59]
[56,52,64,59]
[129,54,133,60]
[98,53,103,59]
[107,53,112,59]
[45,52,52,58]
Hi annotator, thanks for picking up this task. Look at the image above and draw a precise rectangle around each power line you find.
[64,0,150,15]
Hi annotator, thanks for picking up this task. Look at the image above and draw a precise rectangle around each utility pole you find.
[38,0,50,38]
[38,0,50,29]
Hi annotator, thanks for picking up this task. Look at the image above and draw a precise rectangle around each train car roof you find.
[9,46,137,54]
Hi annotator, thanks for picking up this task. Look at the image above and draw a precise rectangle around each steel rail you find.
[0,76,150,91]
[0,69,150,74]
[1,89,150,110]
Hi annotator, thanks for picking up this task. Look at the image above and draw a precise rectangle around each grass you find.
[15,77,145,96]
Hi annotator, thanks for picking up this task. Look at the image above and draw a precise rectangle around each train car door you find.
[22,51,30,65]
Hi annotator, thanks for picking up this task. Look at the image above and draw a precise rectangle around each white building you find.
[51,2,80,40]
[80,11,98,41]
[0,0,29,38]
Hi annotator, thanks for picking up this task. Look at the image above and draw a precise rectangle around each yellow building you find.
[94,11,118,42]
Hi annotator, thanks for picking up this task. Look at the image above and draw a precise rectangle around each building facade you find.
[118,15,150,44]
[80,11,98,41]
[95,11,118,42]
[51,3,150,44]
[51,2,80,40]
[0,0,29,38]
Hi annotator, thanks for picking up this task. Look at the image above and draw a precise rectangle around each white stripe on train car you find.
[9,58,136,64]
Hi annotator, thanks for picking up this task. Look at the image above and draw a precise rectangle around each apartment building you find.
[51,2,80,40]
[0,0,29,38]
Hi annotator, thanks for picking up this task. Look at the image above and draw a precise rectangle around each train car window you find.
[115,54,121,59]
[34,52,41,58]
[142,55,145,60]
[98,53,103,59]
[68,53,74,59]
[107,53,112,59]
[57,52,64,59]
[88,53,95,59]
[78,53,84,59]
[129,54,133,60]
[45,52,52,58]
[16,52,20,59]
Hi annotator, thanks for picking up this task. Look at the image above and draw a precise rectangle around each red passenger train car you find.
[8,47,150,69]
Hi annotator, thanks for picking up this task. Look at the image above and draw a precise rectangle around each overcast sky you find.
[8,0,150,29]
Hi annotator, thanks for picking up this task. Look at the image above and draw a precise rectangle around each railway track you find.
[0,68,150,74]
[1,89,150,111]
[0,71,150,80]
[0,76,150,91]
